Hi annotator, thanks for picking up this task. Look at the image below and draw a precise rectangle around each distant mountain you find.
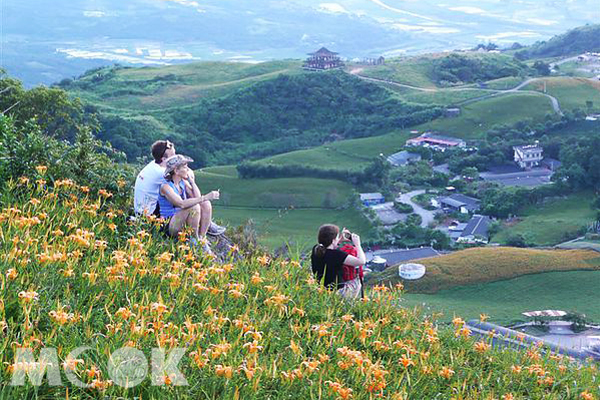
[3,0,599,86]
[516,24,600,60]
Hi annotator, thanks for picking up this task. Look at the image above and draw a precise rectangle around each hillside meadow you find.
[492,192,596,246]
[4,176,600,398]
[195,166,372,249]
[522,77,600,113]
[64,61,303,112]
[402,270,600,325]
[367,247,600,294]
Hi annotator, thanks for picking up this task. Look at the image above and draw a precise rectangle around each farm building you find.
[360,192,385,207]
[406,133,466,151]
[303,47,344,71]
[514,143,543,170]
[387,151,422,167]
[456,215,492,244]
[432,193,481,214]
[444,108,461,118]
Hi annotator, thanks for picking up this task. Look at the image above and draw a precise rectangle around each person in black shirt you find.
[311,224,366,293]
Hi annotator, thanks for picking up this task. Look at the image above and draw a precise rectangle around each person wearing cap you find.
[158,154,221,255]
[133,140,225,236]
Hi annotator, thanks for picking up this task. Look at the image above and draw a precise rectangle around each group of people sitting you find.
[133,141,365,295]
[133,140,225,255]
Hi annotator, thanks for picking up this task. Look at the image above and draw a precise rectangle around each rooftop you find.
[367,247,440,267]
[360,192,384,201]
[460,215,492,238]
[514,144,543,153]
[387,151,421,166]
[308,47,339,56]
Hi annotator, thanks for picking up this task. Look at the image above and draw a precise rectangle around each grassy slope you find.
[492,192,596,246]
[402,270,600,324]
[257,130,412,171]
[417,93,554,139]
[216,207,372,250]
[256,92,555,172]
[352,56,439,88]
[368,246,600,293]
[356,53,526,89]
[69,60,302,113]
[196,166,372,249]
[197,166,355,208]
[4,179,600,398]
[522,77,600,113]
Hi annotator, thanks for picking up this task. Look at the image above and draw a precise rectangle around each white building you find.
[513,144,543,170]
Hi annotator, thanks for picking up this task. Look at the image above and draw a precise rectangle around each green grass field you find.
[522,77,600,113]
[69,60,302,112]
[196,166,372,249]
[416,92,555,139]
[256,130,413,171]
[214,206,372,250]
[395,88,489,106]
[197,166,356,208]
[367,246,600,293]
[352,56,438,88]
[482,76,524,90]
[492,192,595,246]
[402,270,600,325]
[256,92,555,172]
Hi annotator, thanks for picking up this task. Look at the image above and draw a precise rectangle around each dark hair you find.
[151,140,171,163]
[314,224,339,258]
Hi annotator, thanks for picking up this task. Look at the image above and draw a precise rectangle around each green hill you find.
[522,77,600,113]
[68,68,439,166]
[356,52,529,88]
[61,60,303,112]
[515,24,600,60]
[368,246,600,294]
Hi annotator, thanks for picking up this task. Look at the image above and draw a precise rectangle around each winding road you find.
[349,69,564,115]
[396,190,436,228]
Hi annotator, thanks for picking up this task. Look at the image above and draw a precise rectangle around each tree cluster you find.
[430,54,528,85]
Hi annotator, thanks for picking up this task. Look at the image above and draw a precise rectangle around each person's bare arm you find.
[343,233,366,267]
[161,183,218,209]
[186,170,202,198]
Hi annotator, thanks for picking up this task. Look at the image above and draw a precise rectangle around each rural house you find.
[406,133,466,151]
[514,143,543,169]
[387,150,422,167]
[456,215,492,244]
[360,192,385,207]
[432,193,481,214]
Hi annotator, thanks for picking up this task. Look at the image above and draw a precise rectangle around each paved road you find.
[349,70,564,115]
[396,190,436,228]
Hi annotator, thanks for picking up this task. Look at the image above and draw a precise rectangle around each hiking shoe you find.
[207,221,226,236]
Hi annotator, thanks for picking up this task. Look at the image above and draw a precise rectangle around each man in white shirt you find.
[134,140,225,235]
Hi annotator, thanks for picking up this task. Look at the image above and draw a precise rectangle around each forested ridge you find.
[515,24,600,60]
